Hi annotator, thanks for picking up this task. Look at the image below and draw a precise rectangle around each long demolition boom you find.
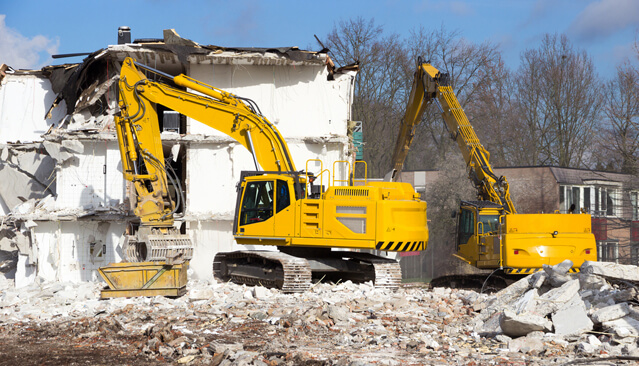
[391,58,516,214]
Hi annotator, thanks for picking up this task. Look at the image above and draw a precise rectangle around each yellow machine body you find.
[101,57,428,294]
[456,202,597,274]
[235,175,428,252]
[98,261,188,298]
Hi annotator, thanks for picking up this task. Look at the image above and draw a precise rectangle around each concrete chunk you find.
[602,316,639,339]
[543,260,574,287]
[552,303,593,337]
[533,279,580,316]
[500,309,552,338]
[581,261,639,283]
[591,303,631,324]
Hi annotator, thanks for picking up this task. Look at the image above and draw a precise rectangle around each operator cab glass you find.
[457,208,474,246]
[276,179,291,213]
[478,214,500,234]
[240,181,274,225]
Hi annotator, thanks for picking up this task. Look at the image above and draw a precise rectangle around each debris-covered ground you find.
[1,261,639,365]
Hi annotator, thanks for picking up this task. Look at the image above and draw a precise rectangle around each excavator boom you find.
[392,58,595,281]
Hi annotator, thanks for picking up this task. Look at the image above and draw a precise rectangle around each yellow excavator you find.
[98,57,428,296]
[391,58,596,286]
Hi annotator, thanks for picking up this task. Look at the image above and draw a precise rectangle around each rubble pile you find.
[476,260,639,359]
[0,262,638,365]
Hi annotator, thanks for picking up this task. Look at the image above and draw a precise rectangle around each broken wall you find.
[0,74,63,216]
[0,74,66,144]
[54,140,125,211]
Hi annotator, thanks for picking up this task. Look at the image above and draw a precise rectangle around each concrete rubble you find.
[0,261,638,364]
[475,259,639,361]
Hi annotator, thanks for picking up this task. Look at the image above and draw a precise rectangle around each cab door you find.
[456,207,478,264]
[237,180,274,237]
[273,179,295,237]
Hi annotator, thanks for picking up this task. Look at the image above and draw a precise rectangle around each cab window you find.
[276,180,290,213]
[240,181,274,225]
[458,208,474,245]
[478,215,500,234]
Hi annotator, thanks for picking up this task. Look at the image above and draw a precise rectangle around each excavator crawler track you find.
[214,250,402,292]
[213,251,312,293]
[332,251,402,290]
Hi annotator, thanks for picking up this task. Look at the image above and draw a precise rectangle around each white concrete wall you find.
[0,74,66,144]
[56,141,125,210]
[188,63,352,138]
[22,221,125,285]
[185,141,347,218]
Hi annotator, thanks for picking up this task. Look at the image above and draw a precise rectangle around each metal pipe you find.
[245,130,260,171]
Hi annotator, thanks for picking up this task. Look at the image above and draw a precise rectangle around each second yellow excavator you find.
[100,57,428,295]
[391,57,596,285]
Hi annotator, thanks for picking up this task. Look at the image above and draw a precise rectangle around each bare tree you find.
[402,26,501,171]
[323,21,500,177]
[466,56,529,167]
[515,34,602,167]
[324,18,408,177]
[595,62,639,174]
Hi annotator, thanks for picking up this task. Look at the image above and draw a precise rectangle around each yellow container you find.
[98,261,188,298]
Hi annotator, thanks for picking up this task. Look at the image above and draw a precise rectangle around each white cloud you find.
[0,14,59,69]
[449,1,473,16]
[568,0,639,42]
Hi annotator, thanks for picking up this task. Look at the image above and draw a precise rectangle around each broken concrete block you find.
[507,334,545,354]
[512,289,538,314]
[530,271,547,289]
[0,164,49,210]
[543,259,574,287]
[578,273,608,291]
[15,150,56,188]
[61,139,84,154]
[252,286,270,299]
[188,287,214,301]
[612,288,639,303]
[43,141,73,163]
[581,261,639,283]
[552,302,593,337]
[483,274,534,319]
[534,279,580,316]
[602,316,639,338]
[500,309,552,338]
[577,341,597,354]
[591,303,631,324]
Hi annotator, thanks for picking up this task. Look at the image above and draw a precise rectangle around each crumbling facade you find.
[0,29,358,286]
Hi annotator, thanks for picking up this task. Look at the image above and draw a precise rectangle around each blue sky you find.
[1,0,638,78]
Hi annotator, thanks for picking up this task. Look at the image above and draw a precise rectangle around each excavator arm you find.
[391,58,516,213]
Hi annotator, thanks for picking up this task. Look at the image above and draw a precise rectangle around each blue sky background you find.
[1,0,638,79]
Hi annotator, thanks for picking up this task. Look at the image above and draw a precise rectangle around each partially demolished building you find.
[0,29,357,286]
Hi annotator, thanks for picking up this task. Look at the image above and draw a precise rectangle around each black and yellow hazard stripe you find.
[375,241,426,252]
[505,267,582,275]
[505,268,541,275]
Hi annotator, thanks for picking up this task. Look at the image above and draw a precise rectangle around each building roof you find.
[548,166,635,186]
